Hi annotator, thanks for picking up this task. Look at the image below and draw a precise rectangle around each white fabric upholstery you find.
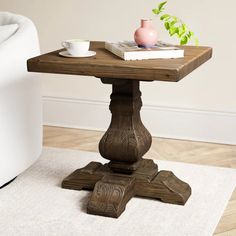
[0,12,42,187]
[0,24,18,44]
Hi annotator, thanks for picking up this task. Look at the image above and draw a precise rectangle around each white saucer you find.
[59,50,96,58]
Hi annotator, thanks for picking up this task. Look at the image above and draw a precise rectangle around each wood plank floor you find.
[43,126,236,235]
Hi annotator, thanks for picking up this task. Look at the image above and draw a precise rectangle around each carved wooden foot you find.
[62,159,191,218]
[87,175,135,218]
[136,170,191,205]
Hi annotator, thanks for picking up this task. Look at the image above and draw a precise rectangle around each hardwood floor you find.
[43,126,236,235]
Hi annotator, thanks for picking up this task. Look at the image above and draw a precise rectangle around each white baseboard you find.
[43,96,236,145]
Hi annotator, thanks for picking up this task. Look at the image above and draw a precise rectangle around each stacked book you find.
[105,41,184,60]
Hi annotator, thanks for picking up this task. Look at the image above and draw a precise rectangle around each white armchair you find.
[0,12,42,187]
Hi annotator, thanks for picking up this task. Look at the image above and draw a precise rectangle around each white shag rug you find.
[0,147,236,236]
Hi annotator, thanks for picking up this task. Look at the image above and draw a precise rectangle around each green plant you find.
[152,1,198,45]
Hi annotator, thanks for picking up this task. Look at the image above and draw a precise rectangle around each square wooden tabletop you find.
[27,41,212,82]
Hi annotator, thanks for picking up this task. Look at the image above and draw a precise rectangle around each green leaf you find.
[158,1,167,11]
[180,35,188,45]
[189,31,194,36]
[160,14,170,20]
[164,22,170,30]
[152,8,161,15]
[169,26,178,36]
[178,25,186,37]
[176,28,182,38]
[170,20,177,26]
[194,37,199,46]
[182,24,187,32]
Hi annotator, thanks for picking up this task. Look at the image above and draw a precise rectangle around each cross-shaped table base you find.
[62,159,191,218]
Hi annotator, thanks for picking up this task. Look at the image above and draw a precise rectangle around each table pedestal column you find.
[62,79,191,218]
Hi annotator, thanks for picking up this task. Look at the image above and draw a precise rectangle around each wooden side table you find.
[28,42,212,218]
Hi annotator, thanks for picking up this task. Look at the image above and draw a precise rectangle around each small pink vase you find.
[134,19,158,48]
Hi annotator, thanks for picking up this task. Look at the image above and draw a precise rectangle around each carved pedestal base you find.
[62,79,191,218]
[62,159,191,218]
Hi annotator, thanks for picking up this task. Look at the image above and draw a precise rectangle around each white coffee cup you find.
[62,39,90,56]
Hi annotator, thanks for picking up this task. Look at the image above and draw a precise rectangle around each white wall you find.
[1,0,236,144]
